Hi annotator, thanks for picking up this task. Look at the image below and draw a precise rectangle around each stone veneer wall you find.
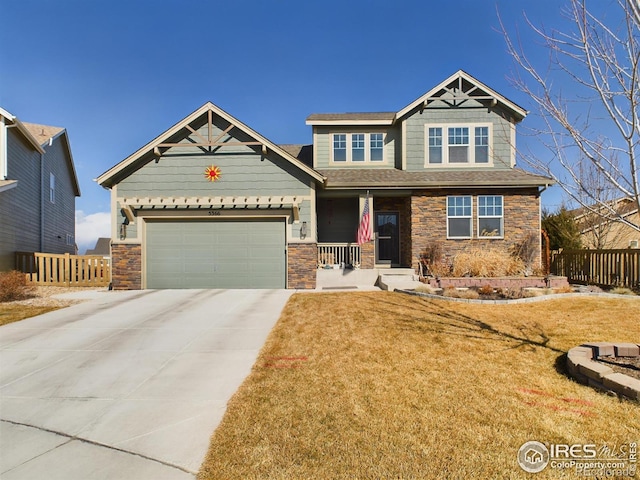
[411,188,541,270]
[360,241,375,269]
[111,243,142,290]
[288,243,317,289]
[374,197,412,266]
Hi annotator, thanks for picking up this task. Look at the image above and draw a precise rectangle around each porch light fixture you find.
[300,221,307,239]
[119,223,127,240]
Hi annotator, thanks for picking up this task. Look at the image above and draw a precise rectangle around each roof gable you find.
[1,108,80,196]
[97,102,324,188]
[396,70,528,121]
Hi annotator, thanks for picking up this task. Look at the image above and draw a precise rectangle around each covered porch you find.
[315,193,412,270]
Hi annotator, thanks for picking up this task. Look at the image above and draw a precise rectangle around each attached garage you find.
[146,219,286,289]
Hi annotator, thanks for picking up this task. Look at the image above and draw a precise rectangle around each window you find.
[331,133,385,163]
[333,134,347,162]
[370,133,384,161]
[426,124,491,165]
[475,127,489,163]
[66,234,74,246]
[447,196,472,238]
[448,127,469,163]
[428,128,442,164]
[49,173,55,203]
[478,195,503,237]
[352,134,365,161]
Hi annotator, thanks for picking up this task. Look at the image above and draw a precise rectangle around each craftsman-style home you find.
[97,70,552,289]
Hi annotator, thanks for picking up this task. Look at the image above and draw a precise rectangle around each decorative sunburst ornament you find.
[204,165,221,182]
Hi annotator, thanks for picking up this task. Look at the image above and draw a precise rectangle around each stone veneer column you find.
[360,241,375,269]
[287,243,317,289]
[110,243,142,290]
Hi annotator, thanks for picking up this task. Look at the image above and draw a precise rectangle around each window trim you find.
[331,132,387,164]
[477,195,504,239]
[446,195,473,239]
[424,123,493,167]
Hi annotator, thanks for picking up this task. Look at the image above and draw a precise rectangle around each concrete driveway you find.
[0,289,294,479]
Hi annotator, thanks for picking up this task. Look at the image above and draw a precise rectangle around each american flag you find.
[357,194,371,245]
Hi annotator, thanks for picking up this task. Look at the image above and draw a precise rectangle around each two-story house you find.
[0,107,80,271]
[97,71,552,289]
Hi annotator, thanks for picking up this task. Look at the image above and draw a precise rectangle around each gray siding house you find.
[0,108,80,271]
[98,71,552,290]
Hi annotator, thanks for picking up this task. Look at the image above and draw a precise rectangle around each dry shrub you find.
[552,285,574,294]
[0,270,33,302]
[415,284,438,294]
[610,287,636,296]
[428,261,452,277]
[495,287,525,299]
[442,287,480,299]
[477,284,494,296]
[450,246,525,277]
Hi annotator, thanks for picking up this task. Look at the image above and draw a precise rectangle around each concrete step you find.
[378,271,421,291]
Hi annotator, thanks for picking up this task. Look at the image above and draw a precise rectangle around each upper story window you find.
[333,134,347,162]
[352,134,365,161]
[370,133,384,161]
[331,133,385,163]
[50,173,55,203]
[425,124,492,166]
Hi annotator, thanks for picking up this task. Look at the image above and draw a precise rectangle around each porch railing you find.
[317,243,361,268]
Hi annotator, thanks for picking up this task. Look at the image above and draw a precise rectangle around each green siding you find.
[313,126,398,169]
[146,219,285,288]
[403,100,514,171]
[116,120,315,242]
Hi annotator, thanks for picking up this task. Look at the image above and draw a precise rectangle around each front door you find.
[375,212,400,265]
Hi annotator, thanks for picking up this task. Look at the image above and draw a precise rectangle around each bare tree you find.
[575,158,631,248]
[499,0,640,234]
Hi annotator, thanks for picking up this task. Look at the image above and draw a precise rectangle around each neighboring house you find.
[0,107,80,271]
[85,237,112,258]
[97,70,553,290]
[573,197,640,249]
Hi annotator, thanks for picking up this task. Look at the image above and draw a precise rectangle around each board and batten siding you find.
[313,126,399,169]
[402,100,515,171]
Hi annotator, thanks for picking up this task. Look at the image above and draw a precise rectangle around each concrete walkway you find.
[0,289,294,479]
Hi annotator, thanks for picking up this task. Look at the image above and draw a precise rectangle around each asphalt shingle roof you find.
[317,168,553,189]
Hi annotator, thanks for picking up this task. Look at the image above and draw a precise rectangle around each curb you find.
[396,290,640,305]
[566,343,640,402]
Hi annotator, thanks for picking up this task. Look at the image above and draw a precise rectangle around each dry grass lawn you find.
[0,305,61,326]
[199,292,640,479]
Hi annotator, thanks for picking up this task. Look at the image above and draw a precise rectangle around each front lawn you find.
[0,305,61,326]
[199,292,639,479]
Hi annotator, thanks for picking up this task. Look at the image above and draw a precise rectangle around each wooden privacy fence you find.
[15,252,111,287]
[551,249,640,289]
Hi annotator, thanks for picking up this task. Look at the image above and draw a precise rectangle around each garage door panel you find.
[146,220,285,289]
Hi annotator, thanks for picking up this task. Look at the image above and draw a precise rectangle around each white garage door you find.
[146,219,286,289]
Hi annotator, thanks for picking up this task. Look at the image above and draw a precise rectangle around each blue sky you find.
[2,0,577,252]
